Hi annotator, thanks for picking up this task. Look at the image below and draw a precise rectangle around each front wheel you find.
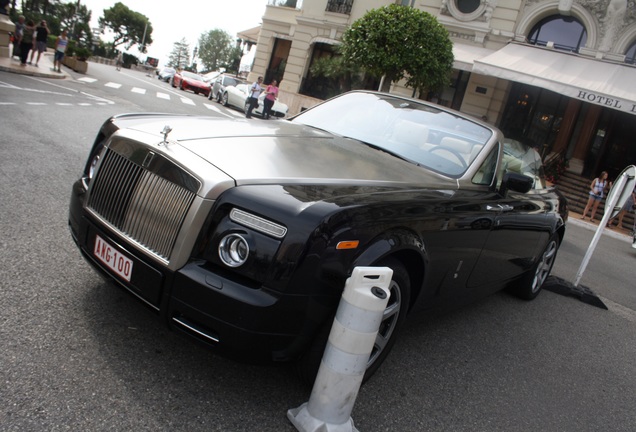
[221,92,229,106]
[509,234,560,300]
[295,257,411,385]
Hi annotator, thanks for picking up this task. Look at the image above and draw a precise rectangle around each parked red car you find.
[171,71,211,97]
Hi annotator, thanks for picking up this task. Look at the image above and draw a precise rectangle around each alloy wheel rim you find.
[367,279,401,367]
[532,239,557,292]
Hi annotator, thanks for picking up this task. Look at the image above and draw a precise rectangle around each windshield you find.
[291,92,493,177]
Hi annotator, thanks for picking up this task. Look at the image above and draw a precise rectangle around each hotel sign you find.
[576,90,636,114]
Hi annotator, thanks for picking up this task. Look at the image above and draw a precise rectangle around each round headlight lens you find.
[218,234,249,267]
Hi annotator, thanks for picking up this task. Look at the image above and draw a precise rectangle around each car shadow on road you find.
[79,279,305,431]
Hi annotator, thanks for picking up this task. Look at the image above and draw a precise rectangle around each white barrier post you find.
[287,266,393,432]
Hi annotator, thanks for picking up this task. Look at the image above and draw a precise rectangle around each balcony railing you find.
[326,0,353,14]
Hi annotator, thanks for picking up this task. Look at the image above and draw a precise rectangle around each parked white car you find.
[221,83,289,118]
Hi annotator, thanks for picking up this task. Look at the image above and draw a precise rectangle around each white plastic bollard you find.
[287,266,393,432]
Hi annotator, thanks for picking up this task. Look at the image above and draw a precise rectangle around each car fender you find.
[350,228,427,310]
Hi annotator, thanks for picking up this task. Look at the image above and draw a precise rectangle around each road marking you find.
[81,91,115,105]
[105,82,121,89]
[227,109,245,117]
[0,102,16,105]
[77,77,97,83]
[181,97,195,105]
[56,103,73,106]
[0,80,21,89]
[157,92,170,100]
[78,103,92,106]
[600,296,636,323]
[131,87,146,94]
[26,102,47,105]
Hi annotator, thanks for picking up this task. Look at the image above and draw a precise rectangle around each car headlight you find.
[218,234,249,267]
[88,154,100,180]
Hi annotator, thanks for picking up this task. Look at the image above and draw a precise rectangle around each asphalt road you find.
[1,64,636,431]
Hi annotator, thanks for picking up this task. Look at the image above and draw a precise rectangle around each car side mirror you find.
[499,172,533,196]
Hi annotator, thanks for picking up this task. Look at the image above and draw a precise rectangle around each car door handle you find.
[487,204,514,212]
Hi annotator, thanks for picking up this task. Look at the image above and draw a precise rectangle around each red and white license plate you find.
[94,235,133,282]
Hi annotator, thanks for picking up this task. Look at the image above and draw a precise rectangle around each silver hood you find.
[122,116,449,188]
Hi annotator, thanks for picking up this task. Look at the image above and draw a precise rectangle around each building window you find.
[456,0,480,14]
[326,0,353,14]
[625,41,636,64]
[527,15,587,53]
[443,0,492,22]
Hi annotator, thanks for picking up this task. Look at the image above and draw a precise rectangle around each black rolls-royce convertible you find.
[69,91,567,382]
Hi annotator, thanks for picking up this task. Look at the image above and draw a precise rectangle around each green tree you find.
[198,29,234,72]
[168,38,191,70]
[57,1,93,47]
[340,4,454,94]
[309,54,366,98]
[98,2,153,51]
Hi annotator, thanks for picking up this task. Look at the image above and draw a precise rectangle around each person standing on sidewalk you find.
[29,20,49,67]
[12,15,25,59]
[246,76,263,119]
[607,185,636,229]
[581,170,610,222]
[262,79,279,119]
[53,29,68,73]
[18,19,35,65]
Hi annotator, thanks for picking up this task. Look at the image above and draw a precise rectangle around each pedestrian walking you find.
[263,79,279,119]
[608,184,636,229]
[115,51,123,71]
[29,19,49,67]
[246,76,263,119]
[53,29,68,73]
[18,19,35,66]
[581,170,610,222]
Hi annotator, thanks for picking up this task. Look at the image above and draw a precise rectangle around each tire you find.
[244,100,250,113]
[179,82,184,91]
[221,92,229,107]
[170,78,175,88]
[509,234,560,300]
[295,257,411,386]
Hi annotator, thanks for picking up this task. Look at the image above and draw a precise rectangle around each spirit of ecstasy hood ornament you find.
[160,125,173,145]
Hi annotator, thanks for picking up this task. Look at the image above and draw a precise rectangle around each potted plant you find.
[73,46,91,73]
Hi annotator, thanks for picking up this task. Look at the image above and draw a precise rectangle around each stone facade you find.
[249,0,636,125]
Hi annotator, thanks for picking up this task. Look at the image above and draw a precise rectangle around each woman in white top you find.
[581,170,610,222]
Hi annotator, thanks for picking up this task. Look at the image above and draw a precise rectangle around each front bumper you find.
[69,178,324,363]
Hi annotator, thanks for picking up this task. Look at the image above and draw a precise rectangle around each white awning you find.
[452,44,494,72]
[473,43,636,115]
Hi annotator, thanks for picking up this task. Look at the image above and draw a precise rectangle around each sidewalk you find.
[568,210,633,241]
[0,51,68,79]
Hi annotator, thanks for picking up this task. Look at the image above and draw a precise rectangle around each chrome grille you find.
[88,149,196,261]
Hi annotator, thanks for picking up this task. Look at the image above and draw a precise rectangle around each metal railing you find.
[326,0,353,14]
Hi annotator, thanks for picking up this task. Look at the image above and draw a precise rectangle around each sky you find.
[82,0,268,67]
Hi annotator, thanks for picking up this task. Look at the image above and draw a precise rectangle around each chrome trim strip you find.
[172,317,220,343]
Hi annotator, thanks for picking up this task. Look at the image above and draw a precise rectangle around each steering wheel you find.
[428,146,468,170]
